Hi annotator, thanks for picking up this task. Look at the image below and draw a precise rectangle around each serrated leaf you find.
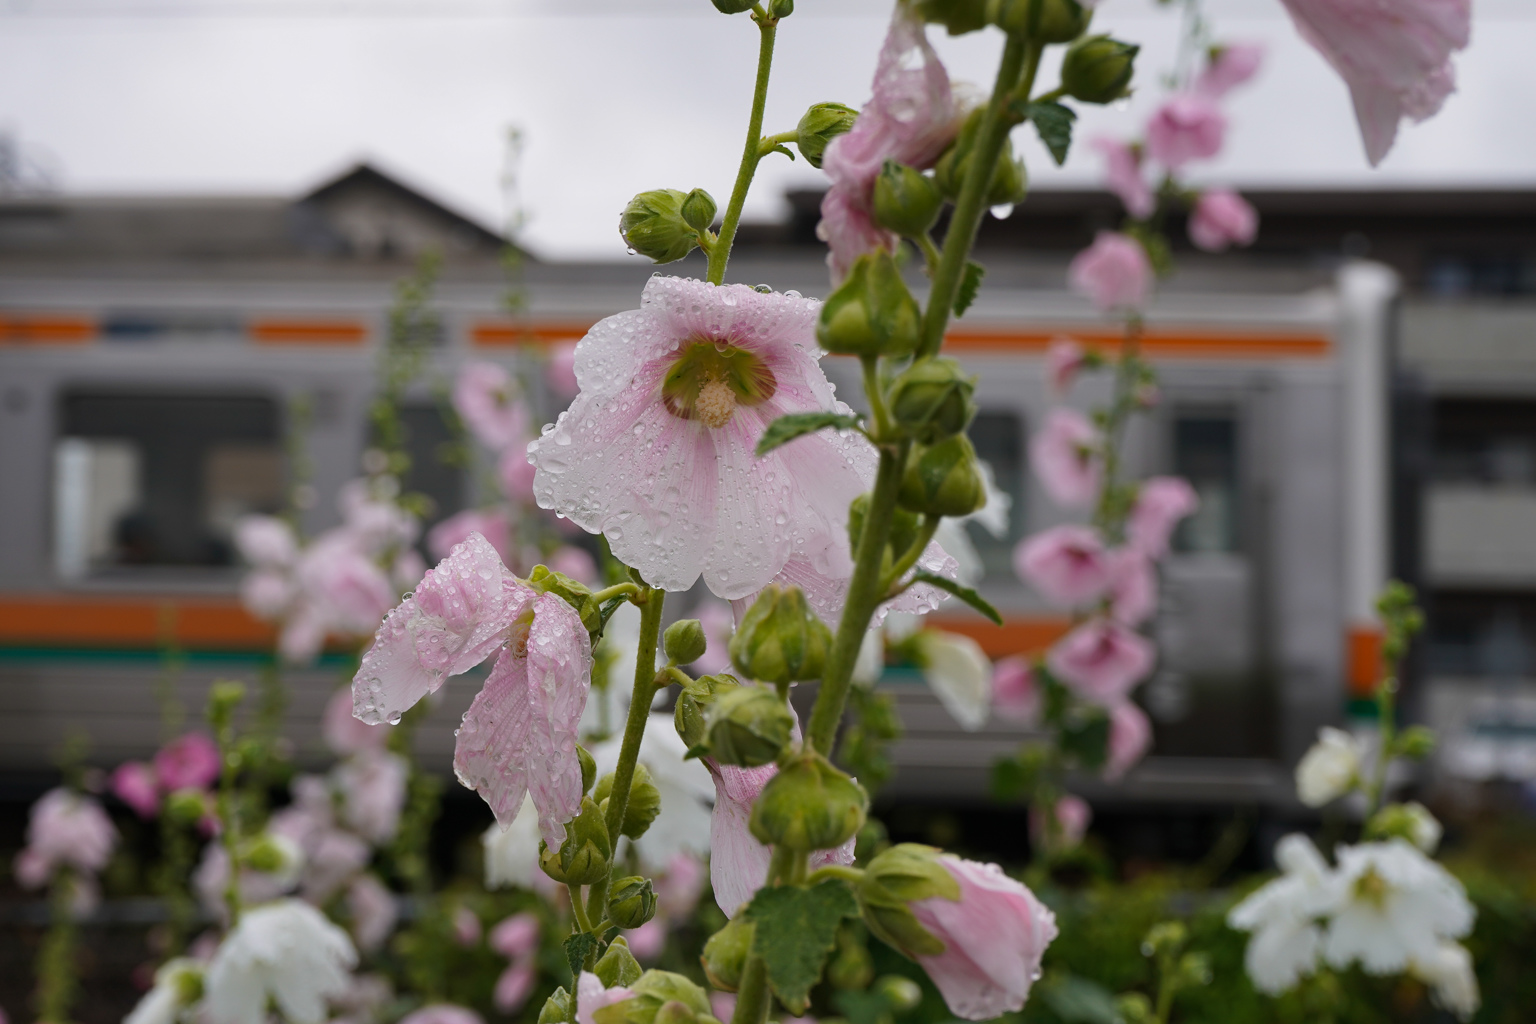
[756,412,862,456]
[908,571,1003,625]
[564,932,600,979]
[953,260,985,318]
[1024,100,1077,166]
[743,880,860,1013]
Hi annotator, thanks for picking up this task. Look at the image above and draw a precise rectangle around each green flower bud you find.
[872,161,944,238]
[992,0,1090,43]
[539,795,611,885]
[827,931,874,990]
[540,988,574,1024]
[594,762,662,840]
[675,673,740,750]
[796,103,859,169]
[240,833,296,874]
[608,876,659,929]
[898,435,987,517]
[749,753,868,852]
[166,960,204,1006]
[1142,921,1187,958]
[816,251,922,359]
[680,189,718,234]
[729,584,834,686]
[875,975,923,1012]
[165,788,210,825]
[1396,725,1436,760]
[888,357,978,444]
[595,971,716,1024]
[1060,35,1138,105]
[619,189,700,264]
[911,0,988,35]
[528,564,603,634]
[664,618,709,665]
[710,0,755,14]
[652,1002,697,1024]
[934,109,1028,206]
[1364,801,1443,853]
[856,843,960,956]
[847,494,923,572]
[704,684,796,767]
[596,936,644,988]
[768,0,794,18]
[1116,992,1153,1024]
[579,744,598,794]
[701,916,756,991]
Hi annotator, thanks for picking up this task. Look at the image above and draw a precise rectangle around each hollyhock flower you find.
[455,362,527,452]
[299,829,371,904]
[1104,700,1152,780]
[1411,941,1480,1021]
[429,509,511,564]
[817,190,898,286]
[322,687,387,757]
[690,600,736,676]
[494,962,538,1014]
[1145,94,1227,168]
[1070,231,1153,312]
[489,912,541,959]
[576,972,635,1024]
[909,856,1058,1019]
[1126,477,1199,558]
[1395,801,1444,853]
[549,544,598,585]
[548,341,580,400]
[400,1006,485,1024]
[1047,619,1155,706]
[1091,139,1153,219]
[1029,795,1091,851]
[1106,547,1157,626]
[15,788,117,887]
[333,749,409,843]
[279,609,329,666]
[1014,525,1110,608]
[761,530,960,631]
[1279,0,1470,165]
[656,851,707,921]
[353,533,593,847]
[1295,726,1365,807]
[915,630,992,731]
[711,993,737,1023]
[991,657,1039,726]
[125,958,202,1024]
[1029,409,1101,509]
[347,874,397,953]
[590,716,714,869]
[527,276,871,602]
[500,448,538,504]
[1189,189,1259,252]
[1195,42,1265,98]
[1324,839,1474,975]
[235,515,298,569]
[1045,337,1087,393]
[155,732,221,792]
[112,761,161,818]
[201,898,357,1024]
[298,535,397,636]
[483,793,543,891]
[1227,833,1340,994]
[338,479,420,553]
[453,905,482,947]
[708,762,856,917]
[241,569,294,620]
[626,919,667,961]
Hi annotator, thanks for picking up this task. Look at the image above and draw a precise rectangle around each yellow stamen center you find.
[695,377,738,429]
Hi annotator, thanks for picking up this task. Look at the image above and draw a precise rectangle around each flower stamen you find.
[696,377,738,429]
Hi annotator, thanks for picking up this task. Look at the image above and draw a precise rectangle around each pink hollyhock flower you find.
[625,919,667,961]
[577,972,635,1024]
[1069,232,1152,312]
[1030,408,1101,508]
[1048,619,1156,706]
[429,509,511,564]
[455,362,527,452]
[494,961,538,1014]
[1014,525,1110,608]
[489,911,540,959]
[657,851,707,920]
[241,568,294,620]
[1189,189,1259,252]
[353,532,593,847]
[1104,700,1153,780]
[549,545,598,585]
[1045,337,1087,394]
[338,479,421,553]
[690,601,735,676]
[300,535,398,636]
[1029,795,1091,851]
[15,789,118,887]
[1279,0,1469,166]
[500,448,538,505]
[279,608,329,665]
[527,276,871,602]
[112,762,160,819]
[548,341,580,400]
[453,905,482,947]
[400,1005,485,1024]
[711,993,737,1023]
[991,656,1040,726]
[348,874,398,952]
[910,856,1057,1019]
[817,190,898,286]
[323,687,388,757]
[707,762,856,918]
[1106,547,1157,626]
[334,750,409,843]
[155,733,221,792]
[1145,94,1228,168]
[300,829,371,904]
[1127,476,1199,558]
[1091,138,1153,220]
[235,515,298,568]
[1196,42,1265,98]
[393,548,426,591]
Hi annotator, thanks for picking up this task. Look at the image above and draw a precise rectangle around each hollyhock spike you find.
[1014,525,1111,608]
[1189,189,1259,252]
[1029,409,1102,509]
[1069,232,1152,312]
[1047,618,1156,706]
[1091,139,1154,220]
[1145,94,1227,168]
[455,361,528,452]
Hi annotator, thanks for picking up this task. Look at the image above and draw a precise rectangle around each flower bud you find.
[608,876,659,929]
[240,832,299,876]
[934,109,1028,207]
[704,684,796,768]
[663,618,708,665]
[710,0,755,14]
[816,251,922,359]
[1365,800,1443,853]
[749,753,868,852]
[871,161,944,238]
[898,435,988,517]
[875,975,924,1012]
[768,0,794,18]
[992,0,1090,43]
[596,936,644,988]
[675,674,740,750]
[1061,35,1139,105]
[594,971,716,1024]
[539,795,611,885]
[619,189,700,264]
[847,494,923,570]
[1396,724,1436,760]
[680,189,718,233]
[539,988,574,1024]
[889,357,978,444]
[827,931,874,990]
[911,0,988,35]
[729,584,834,686]
[796,103,859,169]
[595,762,662,839]
[528,564,603,634]
[701,916,756,991]
[165,788,210,825]
[855,843,960,956]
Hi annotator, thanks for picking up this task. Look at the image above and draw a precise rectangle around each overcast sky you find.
[2,0,1533,259]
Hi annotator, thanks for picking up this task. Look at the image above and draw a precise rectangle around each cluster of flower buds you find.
[817,252,921,358]
[934,108,1027,207]
[619,187,719,264]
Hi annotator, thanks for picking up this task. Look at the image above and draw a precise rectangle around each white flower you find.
[201,898,358,1024]
[590,714,715,871]
[1295,726,1365,807]
[1411,941,1480,1021]
[1227,834,1340,994]
[483,793,543,891]
[915,630,991,731]
[1323,839,1474,976]
[125,958,202,1024]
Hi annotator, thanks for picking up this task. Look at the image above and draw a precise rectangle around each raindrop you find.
[990,203,1015,219]
[626,247,638,256]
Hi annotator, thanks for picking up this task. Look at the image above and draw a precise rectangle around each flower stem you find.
[916,36,1036,360]
[1092,316,1144,540]
[569,883,595,933]
[603,586,665,841]
[706,13,779,286]
[590,582,642,604]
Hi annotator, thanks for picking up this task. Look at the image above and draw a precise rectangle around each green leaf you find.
[1023,100,1077,166]
[564,932,600,980]
[756,412,862,456]
[1041,972,1122,1024]
[953,260,985,318]
[743,880,860,1013]
[907,571,1003,625]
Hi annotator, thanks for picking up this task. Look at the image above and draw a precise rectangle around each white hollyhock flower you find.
[1295,726,1365,807]
[1411,941,1480,1021]
[1323,839,1474,976]
[590,714,714,871]
[1227,833,1341,994]
[125,958,202,1024]
[201,898,358,1024]
[915,630,991,731]
[483,793,543,891]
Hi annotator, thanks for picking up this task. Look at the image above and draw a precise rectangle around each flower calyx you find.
[593,970,720,1024]
[797,102,859,168]
[816,251,922,359]
[539,988,575,1024]
[888,356,978,444]
[703,683,797,767]
[855,843,960,957]
[701,915,756,991]
[912,0,989,36]
[594,762,662,840]
[620,189,705,264]
[675,673,741,750]
[898,434,988,517]
[608,877,660,929]
[729,584,834,686]
[935,108,1028,207]
[872,160,945,239]
[596,936,645,988]
[528,564,604,634]
[538,795,611,885]
[749,751,869,852]
[1060,35,1139,105]
[992,0,1091,44]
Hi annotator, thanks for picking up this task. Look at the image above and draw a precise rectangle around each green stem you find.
[917,233,942,276]
[569,884,594,933]
[917,36,1036,360]
[861,356,894,440]
[881,515,940,594]
[217,739,241,927]
[603,587,666,841]
[1366,672,1398,817]
[758,129,800,156]
[730,958,773,1024]
[706,14,779,286]
[1092,317,1143,540]
[663,665,695,690]
[590,582,642,604]
[806,864,865,886]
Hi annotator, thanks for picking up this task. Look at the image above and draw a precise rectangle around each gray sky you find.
[2,0,1533,259]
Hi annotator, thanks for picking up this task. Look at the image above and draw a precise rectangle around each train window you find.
[1427,592,1536,678]
[1172,412,1240,554]
[54,391,282,577]
[1432,399,1536,486]
[966,410,1024,578]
